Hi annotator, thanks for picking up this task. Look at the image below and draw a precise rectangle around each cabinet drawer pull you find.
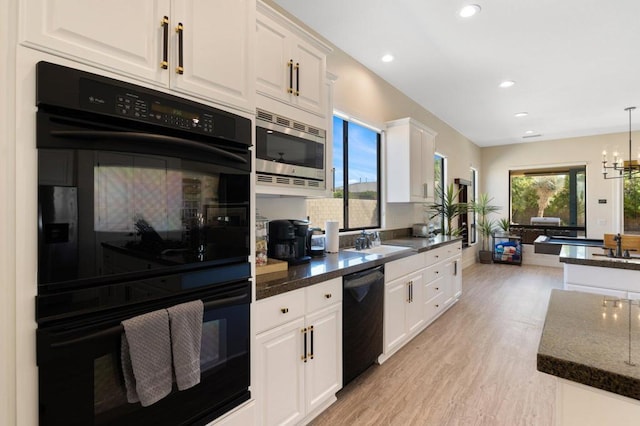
[309,325,314,360]
[435,304,440,308]
[176,23,184,74]
[280,308,289,314]
[160,16,169,69]
[325,293,332,299]
[435,287,439,291]
[294,62,300,96]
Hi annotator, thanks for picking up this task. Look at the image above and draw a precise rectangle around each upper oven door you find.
[37,110,251,288]
[255,123,325,180]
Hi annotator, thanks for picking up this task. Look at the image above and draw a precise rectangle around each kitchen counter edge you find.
[537,289,640,401]
[255,236,462,300]
[559,244,640,271]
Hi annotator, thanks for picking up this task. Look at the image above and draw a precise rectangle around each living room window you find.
[509,166,586,241]
[624,177,640,234]
[306,114,381,231]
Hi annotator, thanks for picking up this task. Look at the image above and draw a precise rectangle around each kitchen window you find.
[469,167,478,244]
[306,115,380,230]
[431,153,446,233]
[624,177,640,234]
[509,166,586,239]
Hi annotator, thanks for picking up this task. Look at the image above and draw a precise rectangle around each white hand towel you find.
[121,309,172,406]
[167,300,204,390]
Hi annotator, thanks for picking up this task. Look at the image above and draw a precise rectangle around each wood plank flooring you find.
[311,263,563,426]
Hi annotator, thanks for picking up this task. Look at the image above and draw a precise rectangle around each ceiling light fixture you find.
[602,106,639,180]
[381,54,394,63]
[459,4,481,18]
[514,112,528,118]
[499,80,515,88]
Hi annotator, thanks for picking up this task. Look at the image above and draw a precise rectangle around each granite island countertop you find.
[537,289,640,400]
[255,235,461,300]
[559,244,640,271]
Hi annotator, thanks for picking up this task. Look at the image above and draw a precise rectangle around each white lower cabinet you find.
[384,270,424,356]
[381,241,462,363]
[255,278,342,426]
[563,263,640,298]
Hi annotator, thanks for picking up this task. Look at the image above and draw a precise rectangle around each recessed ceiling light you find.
[525,130,534,134]
[514,112,528,118]
[499,80,515,88]
[459,4,481,18]
[381,54,394,63]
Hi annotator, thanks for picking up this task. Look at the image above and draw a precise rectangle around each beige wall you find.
[1,1,17,425]
[482,132,634,240]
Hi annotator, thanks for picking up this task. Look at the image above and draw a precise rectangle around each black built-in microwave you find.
[255,108,326,189]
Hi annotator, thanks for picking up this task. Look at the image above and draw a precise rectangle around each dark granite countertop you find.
[255,235,461,300]
[537,289,640,400]
[559,244,640,271]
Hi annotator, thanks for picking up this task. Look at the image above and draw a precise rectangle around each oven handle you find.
[48,293,248,350]
[50,130,248,164]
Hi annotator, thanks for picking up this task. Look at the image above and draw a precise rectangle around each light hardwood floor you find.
[311,263,563,426]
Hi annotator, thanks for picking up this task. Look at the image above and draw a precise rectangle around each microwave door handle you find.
[47,293,249,350]
[50,130,248,164]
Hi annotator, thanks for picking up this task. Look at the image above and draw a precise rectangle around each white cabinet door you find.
[290,38,326,115]
[384,277,409,355]
[452,256,462,300]
[255,317,306,426]
[255,11,291,104]
[405,271,425,335]
[255,3,328,117]
[21,0,170,86]
[304,303,341,415]
[21,0,255,113]
[171,0,255,112]
[386,118,437,203]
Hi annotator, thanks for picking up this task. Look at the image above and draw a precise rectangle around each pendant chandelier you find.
[602,106,640,180]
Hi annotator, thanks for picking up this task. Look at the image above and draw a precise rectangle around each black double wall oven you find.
[35,62,252,426]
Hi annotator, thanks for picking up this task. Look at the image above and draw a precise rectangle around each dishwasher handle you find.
[344,266,384,290]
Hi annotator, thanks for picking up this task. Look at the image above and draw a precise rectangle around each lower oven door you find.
[36,282,250,426]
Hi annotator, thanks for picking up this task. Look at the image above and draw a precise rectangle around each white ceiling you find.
[273,0,640,147]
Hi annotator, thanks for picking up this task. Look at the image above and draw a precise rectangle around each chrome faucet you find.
[355,230,372,250]
[613,233,623,258]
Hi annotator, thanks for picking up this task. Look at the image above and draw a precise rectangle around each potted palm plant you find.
[426,183,467,236]
[470,193,501,263]
[497,218,511,236]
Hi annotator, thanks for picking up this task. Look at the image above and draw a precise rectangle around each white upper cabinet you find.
[170,0,255,112]
[20,0,255,113]
[385,118,437,203]
[255,1,330,118]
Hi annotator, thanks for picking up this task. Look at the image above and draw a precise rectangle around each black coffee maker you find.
[268,219,311,264]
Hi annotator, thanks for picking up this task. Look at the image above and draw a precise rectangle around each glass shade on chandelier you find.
[602,106,640,180]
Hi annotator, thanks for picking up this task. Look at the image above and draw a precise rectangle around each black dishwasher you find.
[343,265,384,385]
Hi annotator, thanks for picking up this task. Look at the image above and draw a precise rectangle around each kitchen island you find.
[538,289,640,425]
[559,244,640,298]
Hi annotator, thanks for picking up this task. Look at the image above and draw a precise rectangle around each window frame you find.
[508,165,587,239]
[336,116,382,232]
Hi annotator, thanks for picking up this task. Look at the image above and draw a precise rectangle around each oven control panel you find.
[115,93,216,134]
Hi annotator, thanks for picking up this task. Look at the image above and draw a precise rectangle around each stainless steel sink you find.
[343,245,413,255]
